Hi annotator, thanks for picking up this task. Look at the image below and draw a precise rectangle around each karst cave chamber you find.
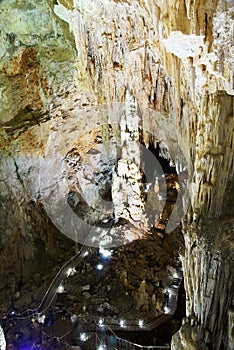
[0,0,233,349]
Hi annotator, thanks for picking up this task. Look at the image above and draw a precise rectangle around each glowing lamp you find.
[138,319,144,328]
[80,333,88,341]
[119,319,125,328]
[97,264,103,270]
[57,285,64,293]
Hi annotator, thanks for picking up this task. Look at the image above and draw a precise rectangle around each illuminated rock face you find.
[0,0,233,348]
[0,325,6,350]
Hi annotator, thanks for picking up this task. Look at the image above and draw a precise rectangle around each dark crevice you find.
[141,140,179,232]
[13,159,25,189]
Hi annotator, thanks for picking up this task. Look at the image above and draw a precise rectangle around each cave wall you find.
[0,0,233,348]
[0,0,78,307]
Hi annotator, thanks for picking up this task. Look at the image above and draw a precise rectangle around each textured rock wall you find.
[172,217,233,350]
[0,325,6,350]
[0,0,233,347]
[53,0,234,216]
[0,0,77,307]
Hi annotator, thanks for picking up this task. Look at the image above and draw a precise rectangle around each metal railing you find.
[37,236,91,313]
[75,270,183,332]
[3,233,183,349]
[88,326,171,350]
[6,234,91,321]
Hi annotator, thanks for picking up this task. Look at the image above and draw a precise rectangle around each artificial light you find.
[57,285,64,293]
[120,319,125,328]
[80,333,88,341]
[97,346,105,350]
[138,319,144,328]
[66,267,76,277]
[97,264,103,270]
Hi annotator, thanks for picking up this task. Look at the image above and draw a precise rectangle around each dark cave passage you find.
[141,140,179,232]
[141,141,177,183]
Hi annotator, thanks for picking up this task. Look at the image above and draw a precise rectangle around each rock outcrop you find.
[0,325,6,350]
[0,0,233,348]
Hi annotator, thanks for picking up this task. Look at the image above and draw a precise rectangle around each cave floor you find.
[2,227,184,349]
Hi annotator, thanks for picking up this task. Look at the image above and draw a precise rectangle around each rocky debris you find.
[4,320,70,350]
[51,231,183,324]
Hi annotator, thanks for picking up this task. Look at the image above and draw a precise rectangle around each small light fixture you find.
[84,251,89,257]
[80,333,88,341]
[163,305,170,314]
[119,319,125,328]
[37,314,46,324]
[57,285,64,293]
[97,264,103,270]
[67,267,73,277]
[97,345,105,350]
[138,319,144,328]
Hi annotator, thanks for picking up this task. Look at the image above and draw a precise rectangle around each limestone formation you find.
[0,0,233,349]
[0,325,6,350]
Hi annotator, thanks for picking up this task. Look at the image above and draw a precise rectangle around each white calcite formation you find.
[0,0,233,348]
[111,90,146,228]
[0,326,6,350]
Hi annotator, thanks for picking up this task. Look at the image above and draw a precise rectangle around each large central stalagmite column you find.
[112,90,145,225]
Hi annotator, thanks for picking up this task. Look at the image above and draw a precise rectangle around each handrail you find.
[59,328,170,350]
[77,270,182,332]
[10,234,91,320]
[10,248,182,328]
[39,232,92,313]
[59,329,73,340]
[37,238,90,313]
[105,325,170,349]
[4,233,183,350]
[74,313,172,333]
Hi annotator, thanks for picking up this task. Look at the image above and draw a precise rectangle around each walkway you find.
[75,327,171,350]
[2,236,183,349]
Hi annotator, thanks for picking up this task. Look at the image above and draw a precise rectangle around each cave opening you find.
[141,140,180,232]
[148,141,177,175]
